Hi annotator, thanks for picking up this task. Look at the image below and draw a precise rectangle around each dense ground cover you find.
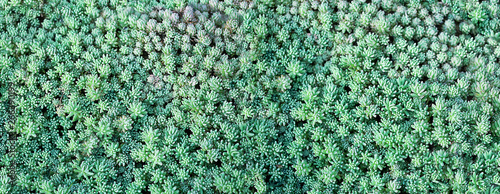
[1,0,500,193]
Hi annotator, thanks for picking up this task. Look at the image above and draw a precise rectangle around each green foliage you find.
[1,0,500,193]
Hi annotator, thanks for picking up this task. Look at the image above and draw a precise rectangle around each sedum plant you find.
[1,0,500,193]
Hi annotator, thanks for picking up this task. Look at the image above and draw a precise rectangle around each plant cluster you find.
[1,0,500,193]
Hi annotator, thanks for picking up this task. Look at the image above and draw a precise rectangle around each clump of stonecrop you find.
[1,0,500,193]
